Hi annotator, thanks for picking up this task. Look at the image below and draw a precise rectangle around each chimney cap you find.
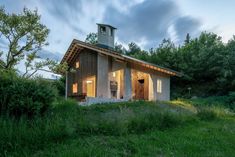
[97,23,117,29]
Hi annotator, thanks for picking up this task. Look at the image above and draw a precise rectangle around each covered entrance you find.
[83,76,96,97]
[131,70,149,100]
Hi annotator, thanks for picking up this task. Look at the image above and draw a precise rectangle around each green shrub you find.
[53,76,65,97]
[0,71,57,118]
[227,92,235,110]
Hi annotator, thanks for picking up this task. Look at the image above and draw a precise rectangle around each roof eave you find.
[60,40,182,77]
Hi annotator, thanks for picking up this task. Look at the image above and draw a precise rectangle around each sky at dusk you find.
[1,0,235,68]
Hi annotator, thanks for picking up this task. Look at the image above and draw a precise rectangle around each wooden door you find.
[136,79,145,100]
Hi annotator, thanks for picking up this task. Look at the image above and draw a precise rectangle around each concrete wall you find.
[124,66,132,100]
[97,25,115,48]
[96,54,109,98]
[150,74,170,101]
[97,55,128,100]
[148,74,154,101]
[96,53,170,101]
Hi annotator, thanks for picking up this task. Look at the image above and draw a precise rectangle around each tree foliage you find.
[103,32,235,97]
[0,70,57,118]
[0,7,67,77]
[85,33,97,45]
[84,29,235,98]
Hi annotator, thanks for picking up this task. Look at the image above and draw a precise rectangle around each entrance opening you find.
[131,70,149,100]
[83,76,96,97]
[109,70,124,99]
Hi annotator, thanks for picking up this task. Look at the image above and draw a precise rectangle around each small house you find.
[61,24,181,104]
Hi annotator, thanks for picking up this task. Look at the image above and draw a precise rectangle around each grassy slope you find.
[34,119,235,157]
[1,99,235,157]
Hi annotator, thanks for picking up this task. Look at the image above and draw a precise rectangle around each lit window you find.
[112,72,116,77]
[72,83,78,94]
[76,61,80,68]
[157,79,162,93]
[85,77,96,97]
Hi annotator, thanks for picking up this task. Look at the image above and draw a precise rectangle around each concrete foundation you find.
[80,97,128,106]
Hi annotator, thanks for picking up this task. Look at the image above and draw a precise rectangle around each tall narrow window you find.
[112,72,116,77]
[157,79,162,93]
[84,76,96,97]
[110,29,113,36]
[72,83,78,94]
[100,26,106,34]
[76,61,80,68]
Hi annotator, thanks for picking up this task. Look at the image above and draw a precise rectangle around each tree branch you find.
[25,68,55,78]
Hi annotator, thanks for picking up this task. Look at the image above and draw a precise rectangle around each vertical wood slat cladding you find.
[132,70,149,100]
[67,49,97,97]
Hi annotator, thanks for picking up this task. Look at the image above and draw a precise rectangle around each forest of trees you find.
[85,32,235,98]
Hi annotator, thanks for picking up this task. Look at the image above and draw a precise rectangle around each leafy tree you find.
[85,32,97,45]
[184,33,191,44]
[126,42,142,56]
[114,42,126,54]
[0,7,67,77]
[149,39,180,70]
[220,36,235,91]
[53,75,66,96]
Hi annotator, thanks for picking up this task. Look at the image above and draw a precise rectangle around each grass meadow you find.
[1,98,235,157]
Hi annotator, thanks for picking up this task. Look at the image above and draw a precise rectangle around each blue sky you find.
[1,0,235,62]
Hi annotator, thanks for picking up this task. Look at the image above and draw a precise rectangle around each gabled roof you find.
[61,39,182,77]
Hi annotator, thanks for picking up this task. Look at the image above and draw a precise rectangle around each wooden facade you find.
[67,49,97,100]
[131,70,149,100]
[62,40,181,102]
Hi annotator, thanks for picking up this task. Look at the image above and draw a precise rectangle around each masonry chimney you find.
[97,23,116,50]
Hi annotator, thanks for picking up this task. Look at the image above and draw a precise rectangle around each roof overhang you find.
[61,39,182,77]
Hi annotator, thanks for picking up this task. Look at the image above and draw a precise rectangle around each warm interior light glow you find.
[84,76,96,97]
[86,80,92,84]
[157,79,162,93]
[112,72,116,77]
[76,61,80,68]
[72,83,78,94]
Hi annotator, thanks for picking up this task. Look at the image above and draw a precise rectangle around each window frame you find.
[72,83,78,94]
[110,29,113,36]
[157,79,162,93]
[100,26,106,34]
[76,61,80,68]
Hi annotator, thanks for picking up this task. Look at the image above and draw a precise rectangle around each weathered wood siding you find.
[67,49,97,98]
[131,70,149,100]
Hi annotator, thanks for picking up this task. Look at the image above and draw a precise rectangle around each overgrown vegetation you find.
[183,93,235,111]
[0,100,235,156]
[0,70,57,118]
[0,7,68,78]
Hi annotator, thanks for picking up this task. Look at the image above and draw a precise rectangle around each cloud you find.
[104,0,201,48]
[44,0,84,34]
[173,16,201,43]
[38,49,63,61]
[0,0,202,51]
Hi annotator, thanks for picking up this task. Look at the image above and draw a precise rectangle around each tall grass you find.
[1,98,233,156]
[0,100,196,156]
